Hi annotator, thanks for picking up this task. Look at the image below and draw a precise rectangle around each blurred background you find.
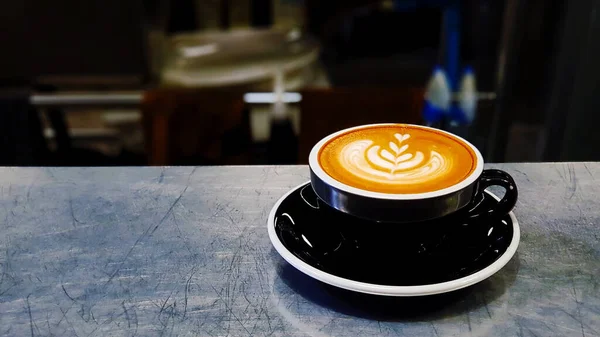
[1,0,599,166]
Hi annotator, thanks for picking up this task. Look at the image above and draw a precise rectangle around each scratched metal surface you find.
[0,164,599,337]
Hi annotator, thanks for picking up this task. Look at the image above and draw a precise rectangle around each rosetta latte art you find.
[318,125,476,193]
[339,133,450,185]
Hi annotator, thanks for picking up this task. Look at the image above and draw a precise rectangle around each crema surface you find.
[318,125,477,194]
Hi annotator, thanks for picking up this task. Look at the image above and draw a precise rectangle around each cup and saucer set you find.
[268,124,520,296]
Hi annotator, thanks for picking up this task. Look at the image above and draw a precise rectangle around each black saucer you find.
[270,182,517,294]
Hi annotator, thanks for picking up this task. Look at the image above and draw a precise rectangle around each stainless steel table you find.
[1,164,599,336]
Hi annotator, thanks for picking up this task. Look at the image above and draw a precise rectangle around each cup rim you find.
[308,123,485,200]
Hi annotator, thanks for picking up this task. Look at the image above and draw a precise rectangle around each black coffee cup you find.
[309,124,518,223]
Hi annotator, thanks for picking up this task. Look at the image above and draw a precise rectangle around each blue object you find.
[450,65,478,125]
[423,101,446,124]
[393,0,462,128]
[443,2,460,89]
[448,104,468,125]
[423,65,452,125]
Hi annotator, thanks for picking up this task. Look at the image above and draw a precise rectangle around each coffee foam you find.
[318,125,477,194]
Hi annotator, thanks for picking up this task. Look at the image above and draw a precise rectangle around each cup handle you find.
[468,169,518,220]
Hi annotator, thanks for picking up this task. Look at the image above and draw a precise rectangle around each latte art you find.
[340,133,449,185]
[317,125,477,194]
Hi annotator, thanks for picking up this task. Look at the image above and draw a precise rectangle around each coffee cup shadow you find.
[274,251,520,322]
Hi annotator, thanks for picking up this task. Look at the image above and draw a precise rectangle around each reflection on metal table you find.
[0,164,599,336]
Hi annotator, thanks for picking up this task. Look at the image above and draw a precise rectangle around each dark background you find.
[1,0,599,165]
